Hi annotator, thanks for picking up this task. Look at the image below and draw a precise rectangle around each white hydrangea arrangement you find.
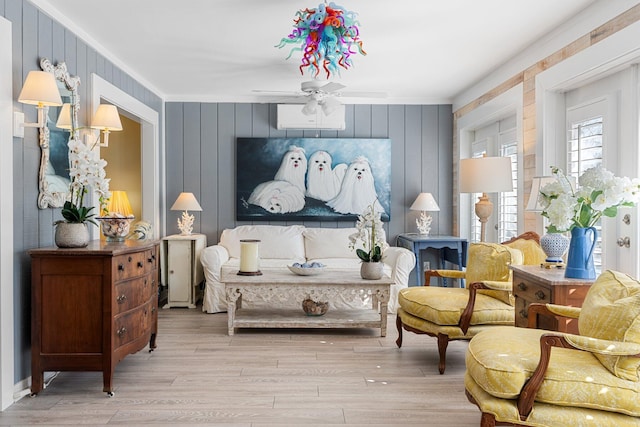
[539,165,640,232]
[348,204,389,262]
[62,139,111,225]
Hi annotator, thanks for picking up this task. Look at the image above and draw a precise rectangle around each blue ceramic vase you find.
[565,226,597,280]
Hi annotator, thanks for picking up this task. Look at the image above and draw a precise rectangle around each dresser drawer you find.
[114,251,148,280]
[513,280,550,304]
[114,275,153,314]
[113,303,151,348]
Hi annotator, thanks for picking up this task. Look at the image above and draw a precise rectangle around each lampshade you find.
[410,193,440,212]
[55,103,72,130]
[107,190,133,217]
[170,192,202,212]
[90,104,123,131]
[18,71,62,107]
[459,157,513,194]
[526,175,577,211]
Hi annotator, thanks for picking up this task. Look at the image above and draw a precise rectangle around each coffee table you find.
[222,266,392,336]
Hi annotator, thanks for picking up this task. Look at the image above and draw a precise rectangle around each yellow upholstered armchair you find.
[465,270,640,426]
[396,233,543,374]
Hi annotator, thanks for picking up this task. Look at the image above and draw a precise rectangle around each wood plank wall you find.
[2,0,163,382]
[165,103,453,247]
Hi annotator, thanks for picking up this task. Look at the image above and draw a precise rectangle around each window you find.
[567,115,604,273]
[499,141,518,242]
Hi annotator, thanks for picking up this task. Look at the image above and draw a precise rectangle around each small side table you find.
[396,234,468,287]
[511,265,593,334]
[161,234,207,308]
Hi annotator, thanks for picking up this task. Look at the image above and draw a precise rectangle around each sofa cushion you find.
[466,326,640,416]
[303,227,359,259]
[220,225,305,259]
[578,270,640,381]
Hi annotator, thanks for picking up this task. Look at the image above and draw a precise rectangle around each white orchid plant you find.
[61,139,110,225]
[538,165,640,232]
[349,204,389,262]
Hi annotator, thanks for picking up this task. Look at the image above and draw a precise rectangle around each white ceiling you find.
[32,0,596,104]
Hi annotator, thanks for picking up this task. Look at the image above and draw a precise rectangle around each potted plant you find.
[54,139,110,248]
[349,204,389,279]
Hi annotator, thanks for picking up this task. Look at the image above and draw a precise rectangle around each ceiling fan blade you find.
[319,82,347,93]
[252,89,300,95]
[339,90,387,98]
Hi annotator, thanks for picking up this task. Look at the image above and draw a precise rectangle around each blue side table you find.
[396,234,468,287]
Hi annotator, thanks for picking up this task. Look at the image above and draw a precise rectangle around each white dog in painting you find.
[274,145,307,193]
[248,180,305,214]
[305,150,347,201]
[327,156,385,215]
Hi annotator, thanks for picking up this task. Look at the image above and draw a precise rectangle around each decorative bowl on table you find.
[96,215,135,242]
[302,298,329,316]
[288,262,326,276]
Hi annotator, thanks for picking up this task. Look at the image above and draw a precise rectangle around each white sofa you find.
[200,225,416,314]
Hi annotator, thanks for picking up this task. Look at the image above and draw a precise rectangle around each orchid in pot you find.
[538,165,640,279]
[349,204,389,279]
[55,139,110,247]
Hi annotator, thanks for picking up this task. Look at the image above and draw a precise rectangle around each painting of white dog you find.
[306,150,347,201]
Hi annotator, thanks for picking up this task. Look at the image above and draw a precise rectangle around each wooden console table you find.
[511,265,594,334]
[222,267,392,336]
[29,240,159,396]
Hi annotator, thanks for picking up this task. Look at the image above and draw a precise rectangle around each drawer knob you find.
[137,261,144,268]
[519,309,528,319]
[517,282,527,291]
[535,290,546,300]
[116,294,127,304]
[118,264,125,271]
[147,257,153,263]
[151,306,156,314]
[116,327,127,338]
[128,256,133,262]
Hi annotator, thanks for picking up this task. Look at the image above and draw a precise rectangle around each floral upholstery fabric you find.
[503,237,546,265]
[465,372,640,426]
[397,307,499,339]
[398,287,514,326]
[578,270,640,381]
[468,242,523,305]
[466,326,640,417]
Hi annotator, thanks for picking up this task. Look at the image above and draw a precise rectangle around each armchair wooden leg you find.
[480,413,497,427]
[437,333,450,374]
[395,314,403,348]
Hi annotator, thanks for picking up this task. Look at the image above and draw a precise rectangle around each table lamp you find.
[460,156,513,242]
[409,193,440,236]
[170,192,202,235]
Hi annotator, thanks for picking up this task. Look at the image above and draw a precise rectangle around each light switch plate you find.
[13,111,24,138]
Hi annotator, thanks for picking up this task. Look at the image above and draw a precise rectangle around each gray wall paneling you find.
[165,103,454,264]
[2,0,163,382]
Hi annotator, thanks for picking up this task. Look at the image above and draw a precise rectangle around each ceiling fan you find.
[253,80,386,116]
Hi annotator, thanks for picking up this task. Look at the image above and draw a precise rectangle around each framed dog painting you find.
[236,138,391,221]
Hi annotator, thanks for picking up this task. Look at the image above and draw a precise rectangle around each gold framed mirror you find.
[37,57,80,209]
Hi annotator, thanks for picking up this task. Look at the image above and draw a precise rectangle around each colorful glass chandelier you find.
[276,2,366,79]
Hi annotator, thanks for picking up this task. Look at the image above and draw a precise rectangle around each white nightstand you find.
[161,234,207,308]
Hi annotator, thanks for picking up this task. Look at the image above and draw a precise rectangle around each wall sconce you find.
[460,156,513,242]
[90,104,123,147]
[409,192,440,236]
[14,70,62,137]
[55,103,72,130]
[170,192,202,235]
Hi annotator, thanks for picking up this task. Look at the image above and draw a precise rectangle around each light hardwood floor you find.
[2,307,481,426]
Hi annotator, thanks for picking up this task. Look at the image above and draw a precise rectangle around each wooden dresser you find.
[29,239,159,396]
[511,265,594,334]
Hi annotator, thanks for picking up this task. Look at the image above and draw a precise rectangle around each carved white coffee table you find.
[222,266,392,336]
